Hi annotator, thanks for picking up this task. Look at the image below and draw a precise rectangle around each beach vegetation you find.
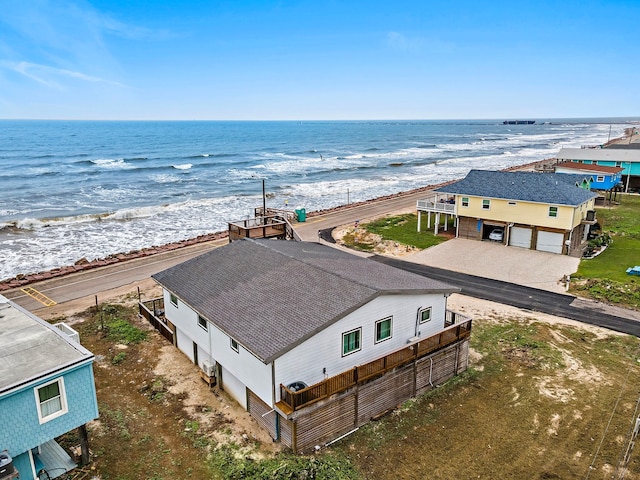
[209,447,359,480]
[59,290,640,479]
[95,304,148,344]
[571,194,640,309]
[365,213,452,248]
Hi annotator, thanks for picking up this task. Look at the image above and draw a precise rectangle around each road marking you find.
[20,287,57,306]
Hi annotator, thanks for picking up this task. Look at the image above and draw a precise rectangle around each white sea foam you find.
[92,158,134,169]
[0,119,628,281]
[150,174,183,184]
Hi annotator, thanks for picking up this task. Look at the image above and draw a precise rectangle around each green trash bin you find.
[295,208,306,222]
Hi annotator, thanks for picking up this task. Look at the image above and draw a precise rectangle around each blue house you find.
[0,295,98,480]
[556,147,638,191]
[554,161,623,191]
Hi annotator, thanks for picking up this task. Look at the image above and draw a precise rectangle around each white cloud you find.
[3,60,127,90]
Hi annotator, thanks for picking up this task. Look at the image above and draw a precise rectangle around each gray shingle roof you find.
[152,239,458,363]
[434,169,597,205]
[0,296,94,394]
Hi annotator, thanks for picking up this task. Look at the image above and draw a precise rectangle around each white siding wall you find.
[162,289,273,408]
[274,293,448,400]
[220,366,248,409]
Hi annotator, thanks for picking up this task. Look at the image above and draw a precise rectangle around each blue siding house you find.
[0,295,98,480]
[554,161,623,191]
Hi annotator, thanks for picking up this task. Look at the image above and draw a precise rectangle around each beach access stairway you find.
[228,208,301,242]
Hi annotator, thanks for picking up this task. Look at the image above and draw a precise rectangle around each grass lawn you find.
[362,213,452,249]
[571,194,640,308]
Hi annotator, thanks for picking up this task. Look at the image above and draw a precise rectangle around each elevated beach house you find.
[0,295,98,480]
[556,147,640,191]
[151,238,471,452]
[553,161,623,191]
[417,169,598,256]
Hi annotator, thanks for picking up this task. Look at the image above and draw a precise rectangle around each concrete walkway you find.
[404,238,580,294]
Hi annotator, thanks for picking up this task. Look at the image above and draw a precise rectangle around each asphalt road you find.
[4,187,640,338]
[2,190,426,311]
[372,256,640,337]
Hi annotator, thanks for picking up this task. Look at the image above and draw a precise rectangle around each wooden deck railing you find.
[280,316,472,412]
[228,214,300,242]
[139,298,174,344]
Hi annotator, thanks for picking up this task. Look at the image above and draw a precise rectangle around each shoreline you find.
[2,129,637,292]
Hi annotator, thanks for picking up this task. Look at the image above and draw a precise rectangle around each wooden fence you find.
[138,298,174,344]
[280,318,472,412]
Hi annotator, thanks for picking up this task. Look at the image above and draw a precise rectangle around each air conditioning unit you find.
[202,360,216,377]
[287,381,308,392]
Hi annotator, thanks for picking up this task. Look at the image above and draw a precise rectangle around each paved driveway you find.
[404,238,580,294]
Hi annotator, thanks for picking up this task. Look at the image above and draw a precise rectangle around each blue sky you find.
[0,0,638,120]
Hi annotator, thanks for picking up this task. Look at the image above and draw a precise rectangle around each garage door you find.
[509,227,532,249]
[536,231,564,254]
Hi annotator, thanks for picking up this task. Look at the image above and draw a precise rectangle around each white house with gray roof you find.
[418,169,598,255]
[151,238,471,452]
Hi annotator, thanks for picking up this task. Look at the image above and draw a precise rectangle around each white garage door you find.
[536,231,564,254]
[509,227,532,249]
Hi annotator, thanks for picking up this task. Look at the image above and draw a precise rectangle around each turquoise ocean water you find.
[0,118,635,280]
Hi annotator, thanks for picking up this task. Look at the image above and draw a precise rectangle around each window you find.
[197,315,208,331]
[548,206,558,218]
[616,161,622,167]
[596,176,605,182]
[342,328,361,356]
[35,378,67,424]
[419,307,432,323]
[375,317,392,343]
[230,338,239,353]
[482,199,490,210]
[461,197,469,207]
[170,293,178,307]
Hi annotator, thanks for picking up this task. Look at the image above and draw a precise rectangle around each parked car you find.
[489,228,504,242]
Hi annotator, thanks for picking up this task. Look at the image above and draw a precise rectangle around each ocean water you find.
[0,118,632,281]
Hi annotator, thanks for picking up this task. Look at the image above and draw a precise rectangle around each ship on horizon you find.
[503,120,536,125]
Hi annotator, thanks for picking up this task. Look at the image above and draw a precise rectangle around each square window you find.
[35,378,68,424]
[170,293,178,307]
[197,315,208,331]
[596,176,604,182]
[419,307,432,323]
[549,206,558,218]
[342,328,362,356]
[461,197,469,207]
[375,317,392,343]
[230,338,239,352]
[482,199,490,210]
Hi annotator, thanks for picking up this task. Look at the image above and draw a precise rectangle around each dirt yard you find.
[38,277,640,480]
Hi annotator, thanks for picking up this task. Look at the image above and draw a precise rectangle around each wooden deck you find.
[279,315,472,413]
[228,214,300,242]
